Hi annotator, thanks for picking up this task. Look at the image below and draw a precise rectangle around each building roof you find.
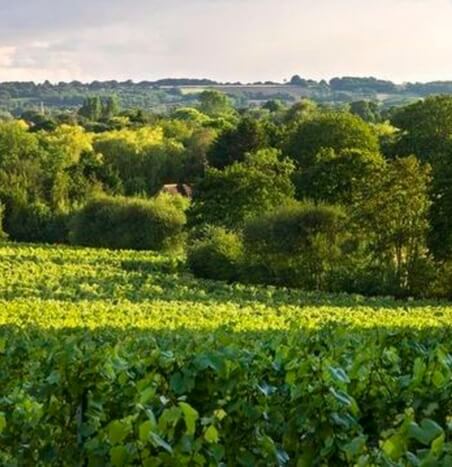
[161,183,193,198]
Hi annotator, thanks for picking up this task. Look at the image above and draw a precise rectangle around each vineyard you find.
[0,243,451,465]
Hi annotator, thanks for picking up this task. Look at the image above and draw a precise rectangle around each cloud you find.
[0,47,15,68]
[1,0,452,82]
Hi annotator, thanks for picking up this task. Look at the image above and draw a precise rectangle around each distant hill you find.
[2,75,452,115]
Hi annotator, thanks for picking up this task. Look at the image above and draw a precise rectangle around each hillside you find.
[3,76,452,115]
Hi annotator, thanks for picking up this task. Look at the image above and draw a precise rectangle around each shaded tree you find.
[78,96,102,121]
[295,148,385,204]
[349,100,380,123]
[207,117,268,169]
[102,95,120,120]
[243,201,348,289]
[352,156,432,290]
[198,90,234,117]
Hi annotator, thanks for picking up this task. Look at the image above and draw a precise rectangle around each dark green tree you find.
[78,96,102,121]
[391,95,452,259]
[295,148,385,204]
[198,90,234,117]
[207,116,268,169]
[102,95,121,120]
[349,100,380,122]
[243,201,348,289]
[390,95,452,160]
[352,156,432,291]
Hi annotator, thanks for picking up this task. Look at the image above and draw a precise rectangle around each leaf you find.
[276,447,290,465]
[214,409,227,421]
[158,407,181,433]
[179,402,199,436]
[431,433,445,456]
[328,366,350,384]
[108,420,131,445]
[329,387,359,415]
[408,419,444,446]
[330,387,353,406]
[204,425,219,443]
[139,387,155,405]
[139,420,153,443]
[170,371,195,395]
[412,358,426,385]
[257,382,275,397]
[110,445,128,466]
[382,434,406,461]
[149,432,173,453]
[342,435,367,458]
[431,370,446,388]
[0,413,6,433]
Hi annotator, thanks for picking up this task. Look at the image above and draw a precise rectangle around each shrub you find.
[243,202,348,289]
[432,260,452,300]
[4,200,69,244]
[187,226,243,282]
[0,202,7,240]
[69,193,187,251]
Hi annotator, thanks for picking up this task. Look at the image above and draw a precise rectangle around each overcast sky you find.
[1,0,452,83]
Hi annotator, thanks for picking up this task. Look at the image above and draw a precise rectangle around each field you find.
[1,243,451,465]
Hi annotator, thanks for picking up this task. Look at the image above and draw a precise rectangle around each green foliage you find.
[69,194,187,251]
[391,95,452,161]
[0,202,7,240]
[1,92,452,301]
[0,120,43,203]
[5,201,69,244]
[429,156,452,260]
[187,226,244,282]
[283,99,318,126]
[287,111,379,168]
[0,243,451,465]
[243,201,348,289]
[352,156,432,293]
[172,107,211,125]
[432,260,452,300]
[295,148,385,204]
[102,95,121,120]
[207,116,268,169]
[349,100,380,123]
[93,126,186,196]
[78,96,102,121]
[190,148,295,228]
[197,90,234,117]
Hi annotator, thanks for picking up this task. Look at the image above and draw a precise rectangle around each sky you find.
[1,0,452,83]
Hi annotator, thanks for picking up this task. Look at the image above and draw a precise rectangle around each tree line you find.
[5,76,452,116]
[0,91,451,299]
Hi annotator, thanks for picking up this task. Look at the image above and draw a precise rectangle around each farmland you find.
[1,243,451,465]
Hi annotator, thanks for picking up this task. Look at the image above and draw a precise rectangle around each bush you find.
[4,200,69,244]
[243,202,348,289]
[187,226,243,282]
[432,260,452,300]
[330,253,438,299]
[0,202,7,240]
[69,193,187,251]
